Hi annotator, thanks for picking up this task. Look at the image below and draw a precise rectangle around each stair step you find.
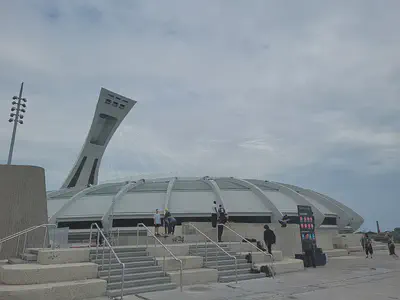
[99,265,162,277]
[197,253,241,261]
[108,282,177,297]
[218,268,254,277]
[90,251,147,259]
[92,256,154,264]
[99,260,155,270]
[219,272,266,283]
[213,263,251,271]
[20,253,37,262]
[189,245,229,250]
[105,271,166,283]
[205,259,247,267]
[90,247,147,254]
[7,258,28,264]
[190,250,237,256]
[107,276,170,290]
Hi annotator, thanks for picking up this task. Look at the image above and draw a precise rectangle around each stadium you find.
[46,88,364,236]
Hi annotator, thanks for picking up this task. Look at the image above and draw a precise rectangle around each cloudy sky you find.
[1,1,399,231]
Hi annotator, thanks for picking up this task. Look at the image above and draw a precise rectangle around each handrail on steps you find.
[136,223,183,292]
[0,224,57,256]
[185,223,238,283]
[220,224,275,278]
[89,223,126,300]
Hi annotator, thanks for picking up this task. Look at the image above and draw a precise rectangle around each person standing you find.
[263,225,276,255]
[154,209,162,236]
[364,233,373,258]
[164,209,171,235]
[169,217,177,235]
[211,201,218,228]
[217,210,227,243]
[302,233,316,268]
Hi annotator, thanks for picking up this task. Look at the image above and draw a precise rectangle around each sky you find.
[0,0,399,231]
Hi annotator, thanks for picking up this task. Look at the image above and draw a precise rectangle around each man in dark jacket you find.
[263,225,276,255]
[303,234,316,268]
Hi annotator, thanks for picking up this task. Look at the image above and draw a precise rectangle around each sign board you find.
[297,205,316,251]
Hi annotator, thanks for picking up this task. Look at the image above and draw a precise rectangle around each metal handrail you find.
[186,223,238,283]
[136,223,183,292]
[220,224,275,278]
[89,223,125,299]
[0,224,56,256]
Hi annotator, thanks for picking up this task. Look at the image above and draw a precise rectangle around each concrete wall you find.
[0,165,48,259]
[332,233,363,249]
[315,227,339,250]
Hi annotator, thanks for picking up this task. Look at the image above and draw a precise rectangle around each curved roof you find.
[47,176,364,231]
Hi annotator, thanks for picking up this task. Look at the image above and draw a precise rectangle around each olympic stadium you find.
[46,88,364,235]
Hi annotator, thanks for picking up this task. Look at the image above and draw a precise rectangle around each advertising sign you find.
[297,205,316,251]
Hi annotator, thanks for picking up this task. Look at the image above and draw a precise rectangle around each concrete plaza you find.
[93,250,400,300]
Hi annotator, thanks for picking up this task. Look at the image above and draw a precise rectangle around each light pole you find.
[7,82,27,165]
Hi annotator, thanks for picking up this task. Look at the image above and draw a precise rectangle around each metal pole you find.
[43,226,48,249]
[23,232,28,254]
[7,82,24,165]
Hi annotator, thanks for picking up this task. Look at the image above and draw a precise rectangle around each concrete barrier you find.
[0,263,98,285]
[256,258,304,275]
[0,278,106,300]
[168,268,218,286]
[324,249,349,258]
[36,248,90,265]
[156,256,203,271]
[236,250,283,262]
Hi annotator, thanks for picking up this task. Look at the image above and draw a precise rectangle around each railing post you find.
[23,232,28,254]
[96,231,100,261]
[180,262,183,292]
[101,239,106,269]
[205,238,208,264]
[107,247,112,290]
[43,226,48,249]
[121,263,125,299]
[16,236,20,256]
[136,226,139,246]
[163,255,166,275]
[235,258,238,283]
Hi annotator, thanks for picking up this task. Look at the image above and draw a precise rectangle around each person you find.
[164,209,171,235]
[211,201,218,228]
[387,234,398,258]
[218,205,226,219]
[263,225,276,255]
[154,209,162,236]
[364,233,373,258]
[360,234,365,251]
[169,217,177,235]
[302,233,316,268]
[217,210,228,242]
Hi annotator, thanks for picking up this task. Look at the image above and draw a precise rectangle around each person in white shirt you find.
[154,209,162,235]
[211,201,218,228]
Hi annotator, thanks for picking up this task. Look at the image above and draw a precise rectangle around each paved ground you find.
[93,250,400,300]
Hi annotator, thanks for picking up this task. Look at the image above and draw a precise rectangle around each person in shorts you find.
[154,209,162,236]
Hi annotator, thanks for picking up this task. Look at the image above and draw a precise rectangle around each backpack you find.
[271,231,276,245]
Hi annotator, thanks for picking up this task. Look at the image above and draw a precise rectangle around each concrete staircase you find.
[90,246,176,297]
[189,243,266,283]
[0,249,106,300]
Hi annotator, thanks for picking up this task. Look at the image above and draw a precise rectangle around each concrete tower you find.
[61,88,136,189]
